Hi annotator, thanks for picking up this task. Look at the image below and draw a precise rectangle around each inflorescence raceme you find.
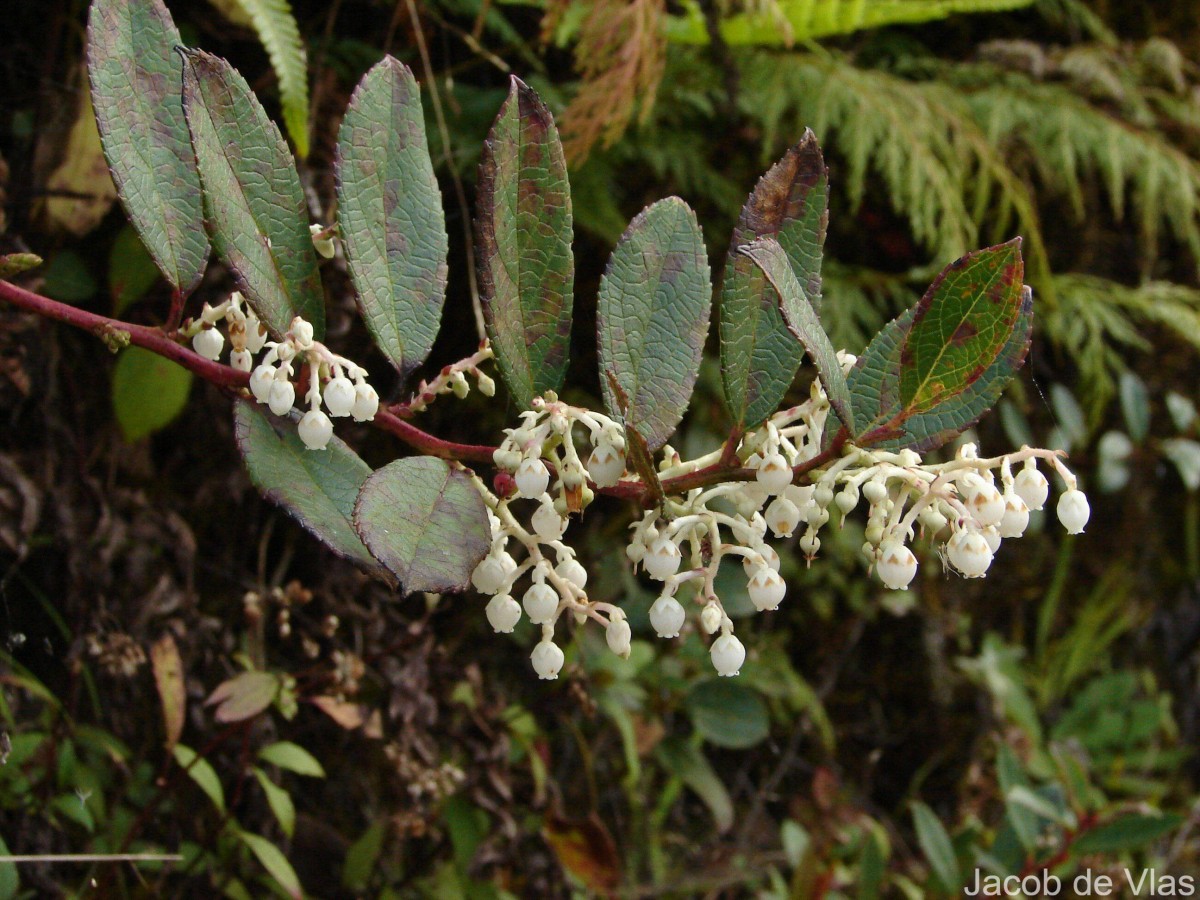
[189,264,1088,683]
[472,353,1089,681]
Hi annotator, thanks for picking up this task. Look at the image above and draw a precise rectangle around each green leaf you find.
[996,744,1038,853]
[109,226,161,315]
[353,457,491,592]
[342,821,387,892]
[477,76,574,408]
[653,737,733,833]
[598,198,711,450]
[859,827,886,900]
[741,236,852,429]
[1073,813,1182,854]
[205,671,280,723]
[1119,372,1150,442]
[253,767,296,838]
[173,743,225,814]
[42,251,98,303]
[0,253,43,280]
[911,801,961,893]
[224,0,310,158]
[180,48,323,339]
[899,239,1024,413]
[847,266,1032,451]
[234,401,386,577]
[336,57,447,377]
[239,830,302,899]
[112,347,193,441]
[258,741,325,777]
[1163,438,1200,491]
[0,834,19,900]
[87,0,209,295]
[720,133,827,429]
[664,0,1035,46]
[685,679,769,749]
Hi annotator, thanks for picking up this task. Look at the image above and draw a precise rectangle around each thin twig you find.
[404,0,486,341]
[1,853,182,864]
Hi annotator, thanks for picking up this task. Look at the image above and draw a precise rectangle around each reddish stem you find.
[0,278,854,497]
[0,278,497,462]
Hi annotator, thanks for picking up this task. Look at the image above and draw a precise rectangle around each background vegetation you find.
[1,0,1199,895]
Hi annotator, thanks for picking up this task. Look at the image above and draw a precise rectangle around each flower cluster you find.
[185,294,379,451]
[469,394,629,679]
[469,356,1090,681]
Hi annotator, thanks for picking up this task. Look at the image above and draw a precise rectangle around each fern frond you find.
[222,0,310,159]
[1042,275,1200,414]
[664,0,1036,47]
[952,68,1200,264]
[558,0,666,162]
[740,49,1051,285]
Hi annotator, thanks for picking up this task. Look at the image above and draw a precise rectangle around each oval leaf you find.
[0,835,19,900]
[112,347,193,442]
[258,741,325,777]
[150,634,185,751]
[253,768,297,838]
[233,401,386,578]
[239,831,302,899]
[899,239,1024,414]
[598,198,711,450]
[337,57,448,377]
[476,76,574,408]
[205,671,279,723]
[1073,812,1182,854]
[847,285,1032,451]
[87,0,209,295]
[685,679,769,749]
[180,48,323,339]
[653,737,734,833]
[173,743,226,814]
[720,133,827,429]
[353,458,491,592]
[911,801,961,893]
[741,236,853,429]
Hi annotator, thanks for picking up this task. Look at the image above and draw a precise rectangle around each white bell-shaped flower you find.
[999,494,1030,538]
[605,615,632,658]
[1057,489,1090,534]
[471,556,508,594]
[485,594,521,633]
[351,383,379,422]
[876,541,918,590]
[193,327,224,361]
[1014,464,1050,511]
[297,409,333,450]
[747,566,786,611]
[230,349,252,373]
[250,364,275,403]
[948,529,993,578]
[765,496,801,538]
[649,595,686,638]
[522,583,559,625]
[710,633,746,677]
[742,544,780,576]
[755,453,793,494]
[323,376,356,417]
[531,639,564,679]
[531,502,566,541]
[644,537,682,581]
[554,557,589,591]
[267,379,296,416]
[514,458,550,499]
[586,444,625,487]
